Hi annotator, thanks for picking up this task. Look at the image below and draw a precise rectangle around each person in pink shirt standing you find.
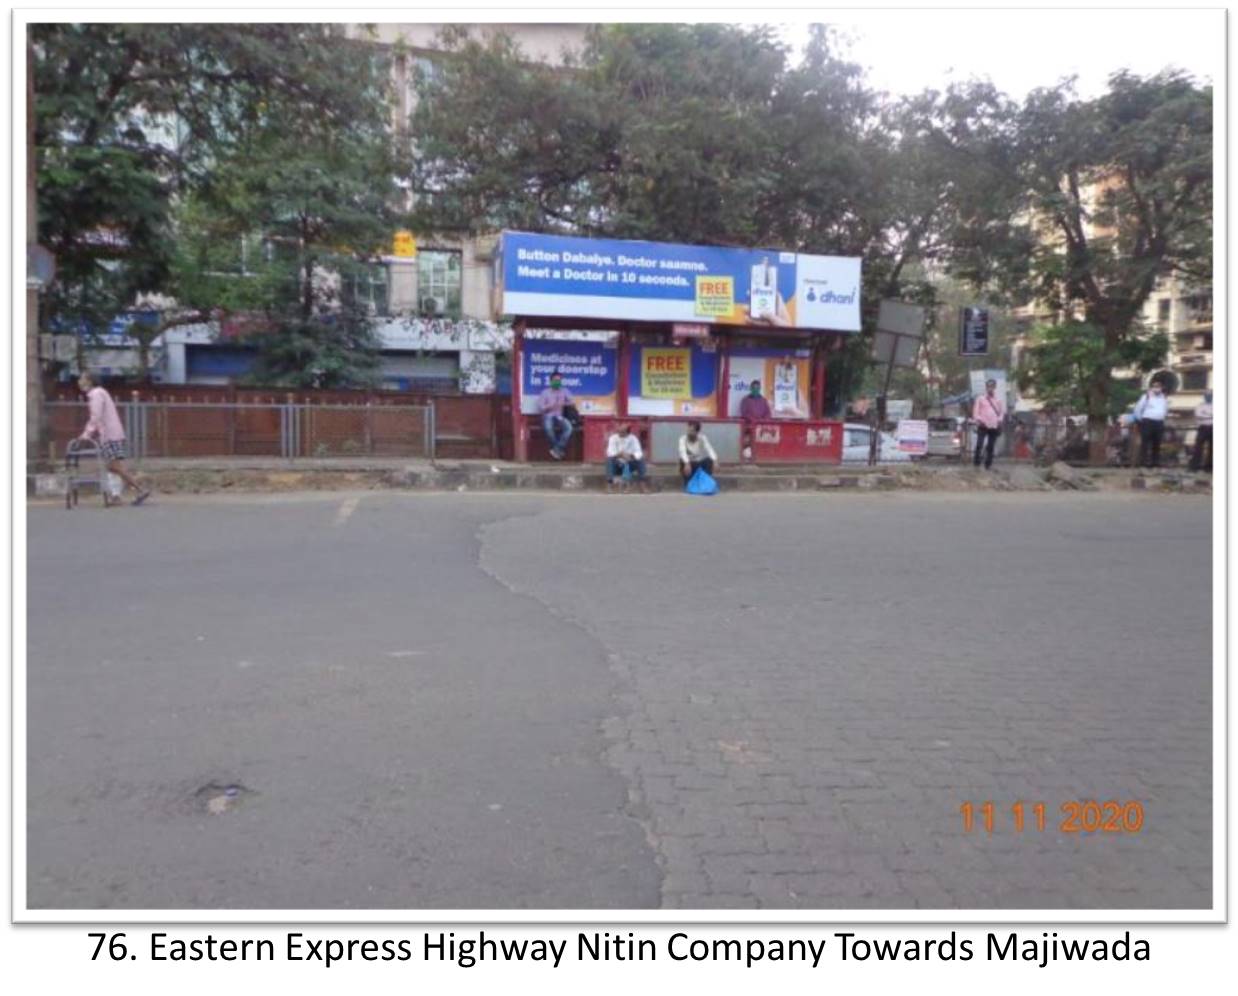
[971,378,1005,470]
[77,372,150,506]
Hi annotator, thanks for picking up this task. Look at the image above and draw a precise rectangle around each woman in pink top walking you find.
[971,378,1005,470]
[77,372,151,506]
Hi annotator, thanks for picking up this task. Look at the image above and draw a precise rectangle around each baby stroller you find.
[64,438,117,508]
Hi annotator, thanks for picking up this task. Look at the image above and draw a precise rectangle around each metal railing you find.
[46,400,436,460]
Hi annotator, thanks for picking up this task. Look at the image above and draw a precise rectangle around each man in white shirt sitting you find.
[605,424,650,493]
[678,420,719,486]
[1132,380,1170,469]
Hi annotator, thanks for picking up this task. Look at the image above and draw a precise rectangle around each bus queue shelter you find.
[496,230,863,465]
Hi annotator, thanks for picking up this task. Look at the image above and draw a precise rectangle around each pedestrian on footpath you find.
[537,370,574,460]
[77,372,150,506]
[1133,380,1169,469]
[971,378,1004,469]
[1189,390,1212,473]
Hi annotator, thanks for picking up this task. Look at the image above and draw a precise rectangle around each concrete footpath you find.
[29,456,1213,499]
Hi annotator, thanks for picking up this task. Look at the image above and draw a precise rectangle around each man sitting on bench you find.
[678,420,719,485]
[605,424,650,493]
[537,370,574,460]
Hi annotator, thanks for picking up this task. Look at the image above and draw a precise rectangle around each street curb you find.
[28,465,1214,498]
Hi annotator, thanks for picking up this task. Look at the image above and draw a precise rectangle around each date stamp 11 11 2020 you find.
[960,801,1145,835]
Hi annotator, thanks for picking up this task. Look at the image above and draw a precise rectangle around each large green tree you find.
[33,23,400,385]
[956,71,1212,460]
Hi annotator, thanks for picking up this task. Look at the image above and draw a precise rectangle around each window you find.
[1195,334,1213,351]
[846,428,870,449]
[1185,294,1212,325]
[417,249,463,318]
[1182,370,1209,391]
[349,264,389,317]
[1157,299,1172,324]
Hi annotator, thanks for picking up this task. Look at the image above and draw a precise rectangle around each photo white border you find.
[9,2,1228,927]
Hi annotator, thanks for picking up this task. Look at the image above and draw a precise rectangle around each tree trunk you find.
[301,256,314,321]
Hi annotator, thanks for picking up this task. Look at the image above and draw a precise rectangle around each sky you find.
[777,8,1221,100]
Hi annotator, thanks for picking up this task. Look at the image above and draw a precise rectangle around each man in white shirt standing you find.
[605,424,650,493]
[1133,380,1170,469]
[678,420,719,486]
[1189,390,1212,473]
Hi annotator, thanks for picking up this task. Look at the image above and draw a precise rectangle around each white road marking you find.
[334,497,360,526]
[386,650,426,658]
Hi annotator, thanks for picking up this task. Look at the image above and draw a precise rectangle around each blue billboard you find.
[520,338,618,415]
[498,231,861,332]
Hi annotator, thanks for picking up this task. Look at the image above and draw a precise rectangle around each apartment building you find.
[349,23,590,393]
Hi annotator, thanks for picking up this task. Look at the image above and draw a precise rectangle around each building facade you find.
[66,24,591,394]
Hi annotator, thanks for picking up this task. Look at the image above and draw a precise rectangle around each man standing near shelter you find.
[77,371,150,506]
[739,379,771,461]
[605,424,650,493]
[678,420,719,484]
[971,378,1004,470]
[538,369,574,460]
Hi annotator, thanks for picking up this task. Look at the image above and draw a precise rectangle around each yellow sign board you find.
[641,348,692,399]
[393,230,417,258]
[694,275,734,319]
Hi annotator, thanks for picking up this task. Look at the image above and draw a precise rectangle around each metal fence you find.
[47,401,436,460]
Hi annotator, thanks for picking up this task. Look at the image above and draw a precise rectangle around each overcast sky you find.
[777,9,1220,100]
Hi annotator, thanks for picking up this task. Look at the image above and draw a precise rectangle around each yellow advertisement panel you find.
[392,230,417,258]
[641,348,692,399]
[694,276,735,319]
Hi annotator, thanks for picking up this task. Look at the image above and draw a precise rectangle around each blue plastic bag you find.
[685,467,719,496]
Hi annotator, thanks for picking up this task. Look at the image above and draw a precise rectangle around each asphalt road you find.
[25,490,1213,910]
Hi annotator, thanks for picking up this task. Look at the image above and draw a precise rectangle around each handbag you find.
[562,403,582,428]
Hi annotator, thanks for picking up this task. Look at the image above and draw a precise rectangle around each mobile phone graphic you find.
[750,257,777,320]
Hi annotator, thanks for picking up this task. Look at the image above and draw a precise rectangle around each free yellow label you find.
[695,275,734,318]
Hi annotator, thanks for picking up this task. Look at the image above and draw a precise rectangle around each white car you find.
[841,423,913,463]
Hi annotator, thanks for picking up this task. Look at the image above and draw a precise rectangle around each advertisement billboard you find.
[629,343,718,417]
[520,339,618,415]
[726,347,812,419]
[498,231,861,332]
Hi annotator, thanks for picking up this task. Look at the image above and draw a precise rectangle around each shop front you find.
[498,230,861,464]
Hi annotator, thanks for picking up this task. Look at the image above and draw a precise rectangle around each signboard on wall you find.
[498,231,861,331]
[392,230,417,258]
[520,339,618,415]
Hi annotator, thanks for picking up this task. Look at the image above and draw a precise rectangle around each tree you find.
[32,23,398,384]
[950,71,1211,461]
[1016,320,1167,417]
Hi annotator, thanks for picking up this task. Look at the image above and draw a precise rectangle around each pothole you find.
[193,781,256,815]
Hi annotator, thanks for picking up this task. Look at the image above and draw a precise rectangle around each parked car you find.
[926,416,966,459]
[841,423,913,463]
